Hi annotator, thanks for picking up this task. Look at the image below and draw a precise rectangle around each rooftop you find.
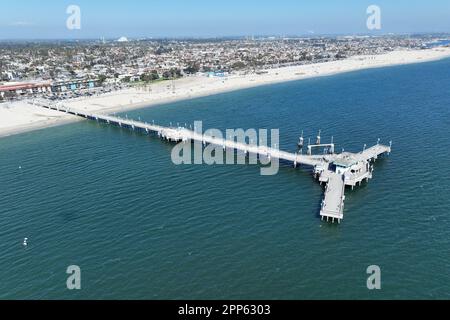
[332,152,359,168]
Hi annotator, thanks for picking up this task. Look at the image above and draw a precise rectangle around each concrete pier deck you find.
[34,101,391,223]
[320,172,345,223]
[36,102,324,167]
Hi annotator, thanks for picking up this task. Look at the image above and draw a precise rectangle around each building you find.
[50,79,98,93]
[0,78,99,100]
[0,82,52,98]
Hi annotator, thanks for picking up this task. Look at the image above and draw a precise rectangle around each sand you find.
[1,47,450,138]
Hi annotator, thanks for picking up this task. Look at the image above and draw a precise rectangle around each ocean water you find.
[1,58,450,300]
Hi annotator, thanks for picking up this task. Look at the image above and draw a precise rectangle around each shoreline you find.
[1,46,450,139]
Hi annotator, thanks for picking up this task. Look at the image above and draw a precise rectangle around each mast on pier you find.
[330,136,335,154]
[297,130,304,153]
[307,137,312,156]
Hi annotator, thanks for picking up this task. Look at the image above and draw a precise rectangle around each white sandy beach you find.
[1,47,450,138]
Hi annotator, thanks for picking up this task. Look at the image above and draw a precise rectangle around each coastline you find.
[1,46,450,139]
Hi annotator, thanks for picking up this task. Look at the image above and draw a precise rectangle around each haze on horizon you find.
[0,0,450,40]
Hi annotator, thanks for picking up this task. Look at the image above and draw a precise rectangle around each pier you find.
[35,101,391,223]
[319,172,345,222]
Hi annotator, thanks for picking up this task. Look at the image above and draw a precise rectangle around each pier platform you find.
[320,172,345,223]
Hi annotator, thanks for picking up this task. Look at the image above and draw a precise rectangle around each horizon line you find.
[1,32,449,42]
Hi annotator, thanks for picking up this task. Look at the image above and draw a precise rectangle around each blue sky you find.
[1,0,449,39]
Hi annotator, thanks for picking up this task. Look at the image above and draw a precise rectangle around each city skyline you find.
[1,0,450,39]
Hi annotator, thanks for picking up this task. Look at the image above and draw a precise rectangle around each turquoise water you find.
[1,58,450,300]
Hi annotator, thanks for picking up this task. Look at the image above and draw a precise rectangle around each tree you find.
[98,75,107,84]
[162,68,182,79]
[140,73,150,82]
[171,68,182,78]
[183,64,200,74]
[140,71,160,82]
[150,70,159,81]
[232,61,246,70]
